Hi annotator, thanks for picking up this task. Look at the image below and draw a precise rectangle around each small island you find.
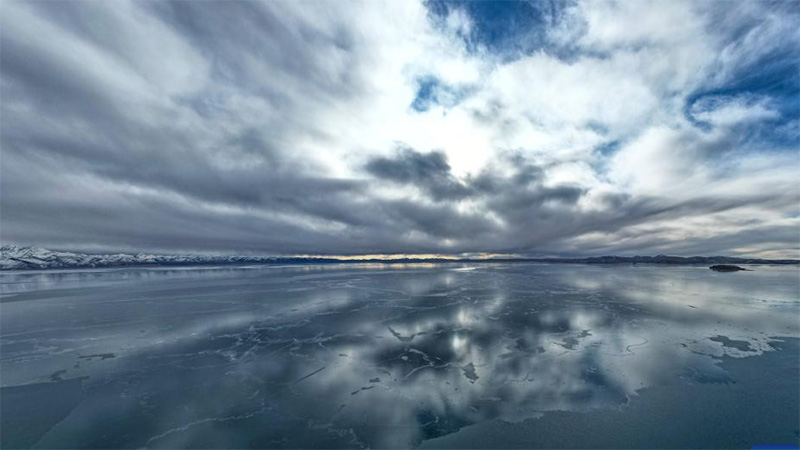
[710,264,748,272]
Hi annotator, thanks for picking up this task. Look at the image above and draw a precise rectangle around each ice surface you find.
[1,263,798,448]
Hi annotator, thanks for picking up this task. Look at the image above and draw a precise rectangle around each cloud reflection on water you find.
[1,263,798,448]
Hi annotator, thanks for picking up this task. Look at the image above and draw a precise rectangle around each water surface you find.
[1,263,798,448]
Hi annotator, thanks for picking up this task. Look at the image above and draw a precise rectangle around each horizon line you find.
[2,244,798,264]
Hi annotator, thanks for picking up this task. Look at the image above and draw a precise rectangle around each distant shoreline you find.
[1,245,798,271]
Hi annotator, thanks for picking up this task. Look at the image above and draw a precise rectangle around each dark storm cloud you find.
[0,0,378,249]
[360,147,796,256]
[0,0,797,257]
[365,147,472,201]
[366,147,584,207]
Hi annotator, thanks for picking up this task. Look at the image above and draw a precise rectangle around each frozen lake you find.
[1,263,798,448]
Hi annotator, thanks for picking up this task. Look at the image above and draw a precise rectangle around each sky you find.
[1,0,798,258]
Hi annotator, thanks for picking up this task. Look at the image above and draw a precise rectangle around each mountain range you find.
[1,245,797,271]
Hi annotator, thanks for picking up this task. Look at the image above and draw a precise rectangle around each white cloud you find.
[690,94,780,126]
[1,0,797,257]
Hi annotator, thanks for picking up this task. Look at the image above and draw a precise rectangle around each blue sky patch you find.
[411,76,471,112]
[425,0,570,60]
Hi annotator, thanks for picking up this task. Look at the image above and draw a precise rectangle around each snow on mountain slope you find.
[0,245,278,270]
[1,245,796,271]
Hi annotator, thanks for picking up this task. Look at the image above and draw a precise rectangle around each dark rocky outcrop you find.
[709,264,747,272]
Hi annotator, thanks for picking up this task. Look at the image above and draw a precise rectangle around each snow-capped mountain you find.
[0,245,282,270]
[2,245,797,270]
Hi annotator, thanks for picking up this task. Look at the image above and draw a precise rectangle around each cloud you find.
[365,146,472,201]
[689,94,780,127]
[1,0,797,257]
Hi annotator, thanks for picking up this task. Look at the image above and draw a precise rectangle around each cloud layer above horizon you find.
[1,0,798,257]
